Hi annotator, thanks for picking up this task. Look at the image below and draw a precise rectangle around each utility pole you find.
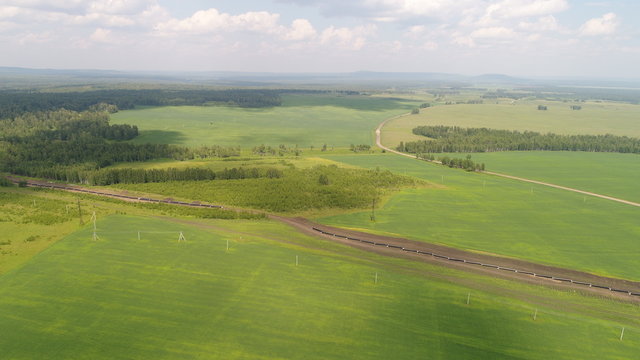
[77,198,84,225]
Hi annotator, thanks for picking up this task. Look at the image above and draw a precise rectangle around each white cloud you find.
[284,19,316,41]
[0,1,160,28]
[422,41,438,50]
[320,25,376,50]
[452,34,475,47]
[471,26,517,39]
[154,8,282,36]
[18,31,53,45]
[580,12,618,36]
[518,15,559,31]
[88,0,155,15]
[89,27,114,43]
[484,0,568,20]
[1,0,154,15]
[279,0,474,22]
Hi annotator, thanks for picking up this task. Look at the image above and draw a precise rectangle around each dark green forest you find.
[0,108,241,179]
[400,126,640,154]
[41,166,284,186]
[0,89,284,118]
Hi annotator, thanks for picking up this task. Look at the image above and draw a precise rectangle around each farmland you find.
[111,94,419,147]
[318,154,640,281]
[379,99,640,202]
[1,213,638,359]
[431,151,640,203]
[2,83,640,359]
[382,101,640,148]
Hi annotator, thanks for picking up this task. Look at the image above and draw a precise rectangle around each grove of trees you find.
[401,126,640,154]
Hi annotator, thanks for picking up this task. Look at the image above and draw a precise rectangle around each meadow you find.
[382,101,640,148]
[318,154,640,281]
[0,214,638,359]
[111,94,419,147]
[433,151,640,203]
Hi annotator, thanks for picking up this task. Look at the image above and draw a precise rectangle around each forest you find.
[0,108,241,180]
[0,88,284,118]
[400,126,640,154]
[54,166,284,186]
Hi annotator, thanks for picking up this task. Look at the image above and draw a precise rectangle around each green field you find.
[434,151,640,203]
[108,164,425,216]
[111,94,418,147]
[318,154,640,281]
[382,101,640,148]
[1,214,639,359]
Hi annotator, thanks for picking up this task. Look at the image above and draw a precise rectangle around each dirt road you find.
[273,215,640,301]
[12,172,640,300]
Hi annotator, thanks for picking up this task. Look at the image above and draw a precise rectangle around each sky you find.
[0,0,638,78]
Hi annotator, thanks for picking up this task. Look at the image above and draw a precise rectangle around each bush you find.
[0,176,13,187]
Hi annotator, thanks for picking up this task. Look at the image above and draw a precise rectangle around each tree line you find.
[25,166,284,186]
[0,88,284,118]
[400,126,640,154]
[112,165,422,213]
[415,153,485,171]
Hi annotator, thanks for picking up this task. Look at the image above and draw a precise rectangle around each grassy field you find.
[0,188,95,275]
[382,101,640,148]
[108,165,425,215]
[111,94,418,147]
[434,151,640,203]
[318,154,640,281]
[0,186,262,275]
[108,150,360,172]
[1,214,638,359]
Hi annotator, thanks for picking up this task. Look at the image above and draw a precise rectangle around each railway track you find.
[22,180,224,209]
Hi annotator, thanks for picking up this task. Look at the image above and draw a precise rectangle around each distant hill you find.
[1,66,638,90]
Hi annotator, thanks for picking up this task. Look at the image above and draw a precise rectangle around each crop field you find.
[432,151,640,203]
[1,214,639,359]
[318,154,640,281]
[111,94,418,147]
[382,101,640,148]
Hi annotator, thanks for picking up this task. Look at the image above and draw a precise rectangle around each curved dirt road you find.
[274,215,640,301]
[375,114,640,208]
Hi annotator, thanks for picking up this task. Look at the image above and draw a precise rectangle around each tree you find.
[411,108,420,114]
[318,174,330,185]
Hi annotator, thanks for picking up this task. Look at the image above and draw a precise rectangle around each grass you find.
[108,165,425,215]
[0,186,260,275]
[318,154,640,281]
[0,214,638,359]
[382,101,640,148]
[0,189,91,275]
[434,151,640,203]
[108,151,359,171]
[111,94,418,147]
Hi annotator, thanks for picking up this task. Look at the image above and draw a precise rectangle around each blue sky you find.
[0,0,638,77]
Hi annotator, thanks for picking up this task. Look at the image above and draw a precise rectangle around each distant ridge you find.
[1,66,638,89]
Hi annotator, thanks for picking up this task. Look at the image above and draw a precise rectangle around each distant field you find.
[382,101,640,148]
[111,94,418,147]
[1,214,638,359]
[436,151,640,203]
[319,154,640,281]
